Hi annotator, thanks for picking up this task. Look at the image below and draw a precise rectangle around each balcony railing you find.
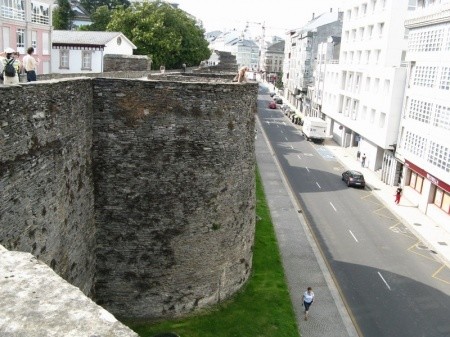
[1,6,25,20]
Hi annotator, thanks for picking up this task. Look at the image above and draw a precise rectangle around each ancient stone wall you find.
[92,78,258,319]
[103,54,151,72]
[0,80,96,295]
[0,76,258,322]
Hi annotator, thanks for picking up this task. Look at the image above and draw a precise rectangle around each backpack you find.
[4,59,16,77]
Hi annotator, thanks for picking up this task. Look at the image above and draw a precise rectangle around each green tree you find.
[80,0,130,14]
[275,72,283,89]
[53,0,74,30]
[78,5,112,31]
[107,0,211,69]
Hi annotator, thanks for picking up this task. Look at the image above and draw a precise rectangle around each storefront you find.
[403,160,450,226]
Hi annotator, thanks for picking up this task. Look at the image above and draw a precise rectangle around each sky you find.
[173,0,346,38]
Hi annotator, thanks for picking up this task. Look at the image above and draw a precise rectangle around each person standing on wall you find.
[1,48,21,85]
[23,47,39,82]
[302,286,315,321]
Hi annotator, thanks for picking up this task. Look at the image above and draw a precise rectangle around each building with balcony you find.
[321,0,414,182]
[283,9,343,114]
[1,0,53,74]
[395,0,450,225]
[307,36,341,118]
[263,40,284,83]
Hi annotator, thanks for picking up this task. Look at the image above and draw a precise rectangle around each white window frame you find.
[81,50,92,70]
[59,49,69,69]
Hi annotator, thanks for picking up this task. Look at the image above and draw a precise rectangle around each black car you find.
[342,170,365,188]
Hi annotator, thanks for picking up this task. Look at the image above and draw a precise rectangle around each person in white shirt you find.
[302,286,315,320]
[22,47,38,82]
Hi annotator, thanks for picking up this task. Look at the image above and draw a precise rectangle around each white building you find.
[283,10,343,115]
[321,0,414,182]
[308,36,341,118]
[395,0,450,225]
[51,31,136,74]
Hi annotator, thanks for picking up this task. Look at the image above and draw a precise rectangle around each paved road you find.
[258,87,450,337]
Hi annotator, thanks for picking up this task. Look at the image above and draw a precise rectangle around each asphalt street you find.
[257,85,450,337]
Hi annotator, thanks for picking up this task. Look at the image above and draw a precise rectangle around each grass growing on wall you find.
[127,168,300,337]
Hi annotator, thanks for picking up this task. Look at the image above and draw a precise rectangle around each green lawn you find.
[126,169,300,337]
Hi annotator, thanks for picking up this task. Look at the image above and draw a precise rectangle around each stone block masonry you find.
[0,80,96,295]
[0,245,138,337]
[0,75,258,326]
[92,78,258,319]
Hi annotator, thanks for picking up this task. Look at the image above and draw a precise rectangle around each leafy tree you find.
[80,0,130,14]
[78,5,112,31]
[107,0,211,69]
[276,72,283,89]
[53,0,75,30]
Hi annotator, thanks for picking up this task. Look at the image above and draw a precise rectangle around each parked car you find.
[342,170,366,188]
[273,96,283,104]
[268,101,277,109]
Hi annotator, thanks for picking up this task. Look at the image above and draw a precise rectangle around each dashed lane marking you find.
[316,182,321,189]
[378,271,392,290]
[330,202,337,212]
[349,230,359,242]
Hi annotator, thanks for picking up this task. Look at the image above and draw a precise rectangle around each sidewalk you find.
[255,118,359,337]
[324,141,450,268]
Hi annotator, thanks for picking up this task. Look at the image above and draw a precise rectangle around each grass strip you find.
[126,168,300,337]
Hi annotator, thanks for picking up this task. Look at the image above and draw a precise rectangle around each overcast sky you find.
[173,0,346,37]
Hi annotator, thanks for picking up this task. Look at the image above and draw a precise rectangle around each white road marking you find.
[280,130,284,134]
[285,137,288,141]
[349,230,359,242]
[316,182,321,189]
[305,167,310,172]
[378,272,391,291]
[283,122,286,126]
[297,155,302,159]
[330,202,337,212]
[291,145,294,149]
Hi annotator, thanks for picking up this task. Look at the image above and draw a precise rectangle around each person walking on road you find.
[302,287,315,321]
[395,187,402,204]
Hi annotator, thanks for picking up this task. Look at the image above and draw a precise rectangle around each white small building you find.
[51,31,136,74]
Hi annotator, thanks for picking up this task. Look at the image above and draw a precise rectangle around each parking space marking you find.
[431,264,450,284]
[305,167,310,172]
[316,182,321,189]
[359,190,450,287]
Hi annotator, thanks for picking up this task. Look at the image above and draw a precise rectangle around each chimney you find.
[312,12,315,20]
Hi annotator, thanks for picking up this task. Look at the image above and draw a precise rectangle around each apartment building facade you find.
[1,0,53,74]
[307,36,341,117]
[395,0,450,225]
[321,0,414,184]
[283,10,343,115]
